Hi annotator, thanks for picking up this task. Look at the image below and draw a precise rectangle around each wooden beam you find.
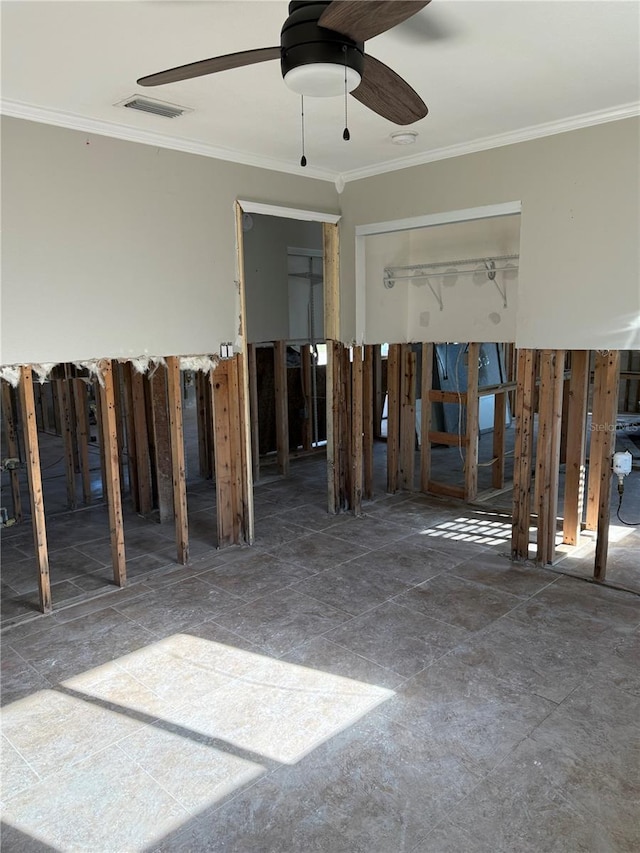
[234,200,255,545]
[301,344,313,452]
[399,346,417,491]
[211,360,240,547]
[247,343,260,481]
[535,350,565,565]
[122,363,140,512]
[420,342,433,493]
[323,223,340,342]
[340,346,352,506]
[227,356,244,542]
[57,377,77,509]
[1,381,23,522]
[273,340,289,477]
[235,351,253,544]
[594,350,621,580]
[427,480,465,500]
[326,340,342,514]
[166,356,189,564]
[97,361,126,587]
[492,390,507,489]
[429,431,468,447]
[363,345,374,500]
[112,363,126,491]
[351,345,364,515]
[373,345,384,439]
[18,367,51,612]
[464,342,480,502]
[429,389,468,405]
[562,350,590,545]
[511,349,536,560]
[149,365,174,524]
[73,378,92,505]
[131,368,153,514]
[386,343,401,494]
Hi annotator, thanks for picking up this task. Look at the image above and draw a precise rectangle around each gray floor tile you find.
[323,600,468,678]
[113,576,242,637]
[266,531,370,572]
[196,551,315,600]
[451,550,559,598]
[379,655,556,773]
[347,540,456,586]
[210,586,352,656]
[292,560,410,616]
[395,573,522,632]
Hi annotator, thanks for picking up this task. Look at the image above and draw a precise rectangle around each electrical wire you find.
[616,492,640,526]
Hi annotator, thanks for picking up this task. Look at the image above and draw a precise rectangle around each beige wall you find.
[340,118,640,349]
[0,117,338,365]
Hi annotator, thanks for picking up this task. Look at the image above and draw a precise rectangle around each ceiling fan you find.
[138,1,430,127]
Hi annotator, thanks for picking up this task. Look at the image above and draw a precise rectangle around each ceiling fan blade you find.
[137,46,280,87]
[319,1,430,42]
[351,54,427,125]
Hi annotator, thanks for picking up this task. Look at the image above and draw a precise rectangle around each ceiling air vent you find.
[118,96,189,119]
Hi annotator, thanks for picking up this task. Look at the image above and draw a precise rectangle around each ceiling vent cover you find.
[119,96,188,119]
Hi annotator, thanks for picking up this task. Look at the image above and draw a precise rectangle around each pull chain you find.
[343,47,350,141]
[300,95,307,167]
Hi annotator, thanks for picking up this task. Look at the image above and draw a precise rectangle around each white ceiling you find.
[2,0,639,184]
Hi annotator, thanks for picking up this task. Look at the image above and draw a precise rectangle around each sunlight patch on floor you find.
[1,634,394,852]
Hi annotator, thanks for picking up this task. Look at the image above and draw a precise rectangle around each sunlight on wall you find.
[1,634,394,851]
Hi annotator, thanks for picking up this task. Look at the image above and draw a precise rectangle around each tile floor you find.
[1,458,639,852]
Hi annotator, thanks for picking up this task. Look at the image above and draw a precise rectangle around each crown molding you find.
[3,98,638,188]
[340,101,640,184]
[0,99,339,183]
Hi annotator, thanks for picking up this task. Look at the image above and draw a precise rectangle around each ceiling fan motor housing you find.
[281,1,364,95]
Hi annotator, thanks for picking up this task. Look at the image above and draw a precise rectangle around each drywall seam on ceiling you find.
[0,99,336,182]
[339,101,640,184]
[2,98,638,185]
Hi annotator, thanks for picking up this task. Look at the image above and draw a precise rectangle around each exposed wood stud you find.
[511,349,537,560]
[492,391,507,489]
[227,356,244,542]
[150,365,174,524]
[131,369,153,514]
[323,223,340,342]
[1,380,23,522]
[301,344,313,452]
[235,351,254,544]
[18,366,51,612]
[464,342,480,502]
[196,371,213,480]
[166,356,189,564]
[562,350,590,545]
[386,343,401,494]
[211,361,238,547]
[57,377,77,509]
[420,342,434,493]
[535,350,565,565]
[594,350,620,580]
[399,346,416,491]
[122,363,140,512]
[373,345,384,439]
[112,363,126,490]
[363,345,375,500]
[94,381,108,502]
[326,340,341,514]
[340,346,352,506]
[73,377,92,505]
[273,340,290,477]
[97,360,126,587]
[427,480,465,500]
[247,343,260,481]
[351,345,364,515]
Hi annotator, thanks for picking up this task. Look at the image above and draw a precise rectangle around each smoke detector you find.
[390,130,418,145]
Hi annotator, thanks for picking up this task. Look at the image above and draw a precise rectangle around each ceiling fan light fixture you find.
[390,130,419,145]
[284,63,361,97]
